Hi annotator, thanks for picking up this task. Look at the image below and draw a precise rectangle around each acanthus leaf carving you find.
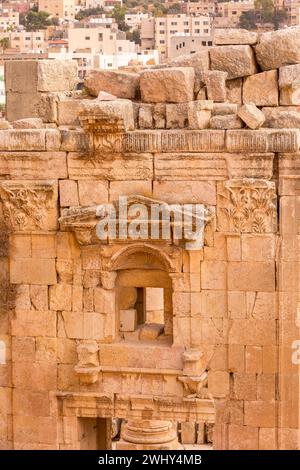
[217,178,277,233]
[0,181,58,231]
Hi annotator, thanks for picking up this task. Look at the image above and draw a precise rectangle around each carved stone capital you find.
[217,178,277,233]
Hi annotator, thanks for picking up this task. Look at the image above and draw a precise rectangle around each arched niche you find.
[110,244,176,345]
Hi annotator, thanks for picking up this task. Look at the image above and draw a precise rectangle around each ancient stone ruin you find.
[0,27,300,450]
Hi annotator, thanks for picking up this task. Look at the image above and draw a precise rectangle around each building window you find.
[98,33,103,41]
[184,29,189,33]
[160,40,165,44]
[85,36,90,40]
[159,30,164,34]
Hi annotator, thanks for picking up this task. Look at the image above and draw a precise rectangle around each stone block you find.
[153,180,216,205]
[246,346,263,374]
[78,180,108,206]
[138,104,153,129]
[31,234,56,259]
[166,103,189,128]
[188,102,211,129]
[238,104,265,129]
[228,291,247,318]
[233,373,257,400]
[153,103,166,129]
[226,78,242,104]
[119,309,137,332]
[168,50,209,70]
[140,68,195,103]
[79,99,134,132]
[244,401,276,427]
[37,60,78,92]
[59,180,79,207]
[10,259,57,285]
[201,71,227,102]
[259,428,276,450]
[228,425,258,450]
[57,99,81,126]
[228,262,275,292]
[94,287,115,315]
[243,70,278,106]
[255,27,300,70]
[228,345,245,372]
[214,29,258,45]
[180,422,196,444]
[12,118,44,129]
[210,45,257,79]
[210,115,243,129]
[84,70,140,99]
[11,310,56,337]
[201,261,227,290]
[208,370,230,398]
[229,319,276,345]
[49,284,72,311]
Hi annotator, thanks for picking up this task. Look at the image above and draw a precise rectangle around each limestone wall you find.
[0,27,299,450]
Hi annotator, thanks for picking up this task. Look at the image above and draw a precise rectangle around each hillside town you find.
[0,0,298,89]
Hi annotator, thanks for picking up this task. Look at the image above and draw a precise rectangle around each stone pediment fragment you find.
[59,194,213,249]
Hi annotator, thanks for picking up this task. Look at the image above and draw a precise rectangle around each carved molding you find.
[217,178,277,233]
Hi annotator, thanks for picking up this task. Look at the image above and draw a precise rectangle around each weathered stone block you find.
[243,71,278,106]
[210,45,257,79]
[228,261,275,292]
[214,29,258,45]
[10,259,57,285]
[84,70,140,99]
[140,68,195,103]
[201,71,227,102]
[210,115,243,129]
[238,104,265,130]
[255,27,300,70]
[119,309,137,332]
[166,103,189,128]
[59,180,78,207]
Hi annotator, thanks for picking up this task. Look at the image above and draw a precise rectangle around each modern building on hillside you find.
[141,13,212,60]
[38,0,76,20]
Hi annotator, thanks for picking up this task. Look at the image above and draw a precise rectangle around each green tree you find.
[238,10,257,29]
[126,28,141,44]
[75,7,104,21]
[20,10,55,31]
[0,37,10,53]
[112,5,130,32]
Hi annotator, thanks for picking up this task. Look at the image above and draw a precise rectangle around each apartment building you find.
[181,0,216,16]
[0,10,19,31]
[68,25,135,55]
[125,12,151,31]
[38,0,76,20]
[0,30,45,51]
[215,0,254,27]
[141,14,212,59]
[1,2,31,14]
[284,0,300,25]
[170,34,213,58]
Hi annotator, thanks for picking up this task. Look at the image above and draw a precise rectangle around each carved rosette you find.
[217,178,277,233]
[0,181,58,231]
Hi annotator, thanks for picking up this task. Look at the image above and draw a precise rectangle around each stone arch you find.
[109,243,177,273]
